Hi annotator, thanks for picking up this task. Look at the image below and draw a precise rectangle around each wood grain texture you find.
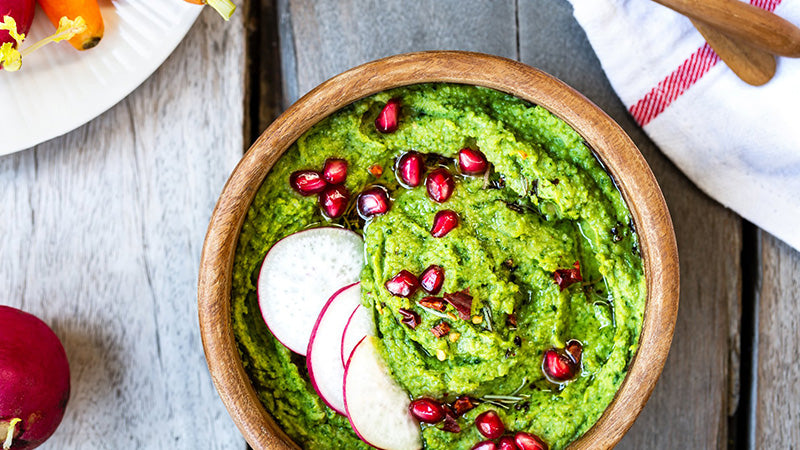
[691,19,776,87]
[755,232,800,447]
[282,0,517,102]
[517,1,742,448]
[0,6,246,449]
[651,0,800,57]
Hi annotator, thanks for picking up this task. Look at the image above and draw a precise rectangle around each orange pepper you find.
[37,0,103,51]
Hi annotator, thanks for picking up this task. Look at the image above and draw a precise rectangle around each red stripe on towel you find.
[628,0,783,126]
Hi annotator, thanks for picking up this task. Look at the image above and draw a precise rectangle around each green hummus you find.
[231,83,646,450]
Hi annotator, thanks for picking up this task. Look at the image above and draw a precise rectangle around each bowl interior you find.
[198,51,679,450]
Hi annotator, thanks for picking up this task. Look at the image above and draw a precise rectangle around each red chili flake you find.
[419,296,447,312]
[451,395,477,416]
[440,405,461,433]
[507,313,518,327]
[398,308,420,329]
[553,261,582,291]
[369,164,384,177]
[444,290,473,320]
[431,321,451,338]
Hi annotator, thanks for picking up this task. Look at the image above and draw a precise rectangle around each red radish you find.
[375,98,400,133]
[498,436,519,450]
[514,432,548,450]
[0,0,35,45]
[344,336,421,450]
[396,151,424,187]
[431,210,459,238]
[419,265,444,294]
[340,304,375,367]
[472,441,498,450]
[542,348,578,383]
[323,158,348,185]
[408,398,445,424]
[475,410,505,439]
[319,185,350,218]
[357,186,391,218]
[257,227,363,355]
[385,270,420,297]
[426,168,455,203]
[458,148,489,175]
[289,170,327,196]
[0,306,70,450]
[307,282,361,414]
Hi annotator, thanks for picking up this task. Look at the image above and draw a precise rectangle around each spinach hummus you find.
[231,83,646,450]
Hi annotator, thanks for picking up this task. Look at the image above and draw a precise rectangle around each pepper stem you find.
[1,418,21,450]
[206,0,236,20]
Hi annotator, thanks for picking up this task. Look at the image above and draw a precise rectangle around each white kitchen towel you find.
[568,0,800,251]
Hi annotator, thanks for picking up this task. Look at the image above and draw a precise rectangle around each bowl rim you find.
[198,50,680,450]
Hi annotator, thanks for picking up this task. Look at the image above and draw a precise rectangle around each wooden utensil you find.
[691,18,777,86]
[654,0,800,57]
[198,51,680,450]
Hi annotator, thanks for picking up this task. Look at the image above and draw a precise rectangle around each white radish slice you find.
[307,282,362,414]
[344,336,422,450]
[341,304,376,367]
[257,227,363,355]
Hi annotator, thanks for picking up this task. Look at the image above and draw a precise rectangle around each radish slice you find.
[257,227,363,355]
[344,336,422,450]
[341,304,376,367]
[307,282,362,414]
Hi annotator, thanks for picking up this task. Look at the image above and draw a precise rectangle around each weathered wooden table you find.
[2,1,797,448]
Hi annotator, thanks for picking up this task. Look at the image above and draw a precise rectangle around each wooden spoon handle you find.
[653,0,800,57]
[691,18,777,86]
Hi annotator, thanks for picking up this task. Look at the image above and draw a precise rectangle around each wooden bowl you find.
[198,51,680,450]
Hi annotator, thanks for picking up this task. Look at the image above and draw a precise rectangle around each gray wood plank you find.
[518,2,743,448]
[282,0,517,100]
[754,232,800,448]
[0,6,246,449]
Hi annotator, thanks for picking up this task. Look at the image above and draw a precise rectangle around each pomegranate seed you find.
[426,168,455,203]
[357,186,391,218]
[476,410,505,439]
[385,270,420,297]
[420,265,445,294]
[322,158,348,184]
[396,151,424,187]
[498,436,519,450]
[514,432,548,450]
[318,185,350,218]
[472,441,497,450]
[431,210,459,237]
[375,98,400,133]
[542,348,578,382]
[458,148,489,175]
[409,398,445,423]
[289,170,327,196]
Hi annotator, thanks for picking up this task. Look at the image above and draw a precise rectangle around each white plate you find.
[0,0,202,155]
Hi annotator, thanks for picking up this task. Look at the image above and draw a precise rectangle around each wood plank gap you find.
[248,0,286,145]
[730,221,760,449]
[514,0,521,61]
[277,0,299,107]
